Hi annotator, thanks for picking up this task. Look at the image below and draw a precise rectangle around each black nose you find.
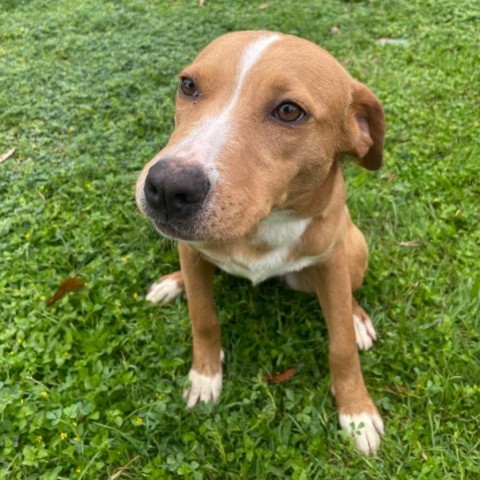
[143,160,211,221]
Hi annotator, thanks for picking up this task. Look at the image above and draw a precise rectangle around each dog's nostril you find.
[144,177,162,205]
[173,190,206,204]
[174,193,188,204]
[145,180,158,196]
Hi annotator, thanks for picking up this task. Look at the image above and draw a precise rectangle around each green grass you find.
[1,0,479,478]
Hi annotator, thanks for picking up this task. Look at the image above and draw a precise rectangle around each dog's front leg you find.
[178,242,223,408]
[308,243,384,455]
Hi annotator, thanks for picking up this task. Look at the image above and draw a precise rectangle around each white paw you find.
[146,278,183,304]
[339,412,384,455]
[183,369,223,409]
[353,314,377,351]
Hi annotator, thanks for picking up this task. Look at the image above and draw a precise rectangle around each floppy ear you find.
[339,81,386,170]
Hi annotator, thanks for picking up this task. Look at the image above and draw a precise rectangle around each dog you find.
[136,31,386,455]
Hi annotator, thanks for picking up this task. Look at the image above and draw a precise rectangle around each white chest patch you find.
[215,248,321,285]
[198,213,323,285]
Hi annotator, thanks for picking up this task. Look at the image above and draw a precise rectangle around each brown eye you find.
[273,102,306,123]
[179,77,198,97]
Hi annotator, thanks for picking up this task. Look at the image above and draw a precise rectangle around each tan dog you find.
[136,31,386,455]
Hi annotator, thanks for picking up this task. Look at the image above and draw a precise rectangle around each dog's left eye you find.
[179,77,198,97]
[273,102,306,123]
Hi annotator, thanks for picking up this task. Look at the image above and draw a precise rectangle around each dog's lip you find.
[151,219,198,241]
[144,203,268,243]
[150,217,249,244]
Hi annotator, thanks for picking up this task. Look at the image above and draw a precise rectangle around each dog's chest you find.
[196,214,321,285]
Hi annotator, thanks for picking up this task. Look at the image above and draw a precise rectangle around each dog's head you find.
[136,31,385,241]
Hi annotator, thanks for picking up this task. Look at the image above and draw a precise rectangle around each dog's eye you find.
[273,102,306,123]
[179,77,198,97]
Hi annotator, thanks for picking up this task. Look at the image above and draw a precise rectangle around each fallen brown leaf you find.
[46,277,86,307]
[264,367,296,383]
[258,3,269,9]
[0,147,15,164]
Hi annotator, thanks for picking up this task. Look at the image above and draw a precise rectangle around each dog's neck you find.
[279,159,345,220]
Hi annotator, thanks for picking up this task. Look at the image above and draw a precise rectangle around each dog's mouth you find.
[150,219,238,243]
[148,215,201,242]
[147,210,260,244]
[147,210,226,243]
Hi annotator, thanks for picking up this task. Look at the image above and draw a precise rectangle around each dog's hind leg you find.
[352,298,377,351]
[146,270,185,304]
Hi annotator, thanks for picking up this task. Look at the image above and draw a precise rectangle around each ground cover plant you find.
[1,0,479,478]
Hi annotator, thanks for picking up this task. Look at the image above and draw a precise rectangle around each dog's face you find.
[136,31,385,241]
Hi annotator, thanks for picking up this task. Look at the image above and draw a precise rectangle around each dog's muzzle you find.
[143,159,210,237]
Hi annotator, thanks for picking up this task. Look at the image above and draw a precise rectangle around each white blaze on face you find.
[171,34,281,181]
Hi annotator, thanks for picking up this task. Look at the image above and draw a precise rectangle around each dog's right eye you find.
[272,102,306,123]
[179,77,198,97]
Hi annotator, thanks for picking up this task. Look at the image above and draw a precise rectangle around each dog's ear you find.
[339,81,385,170]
